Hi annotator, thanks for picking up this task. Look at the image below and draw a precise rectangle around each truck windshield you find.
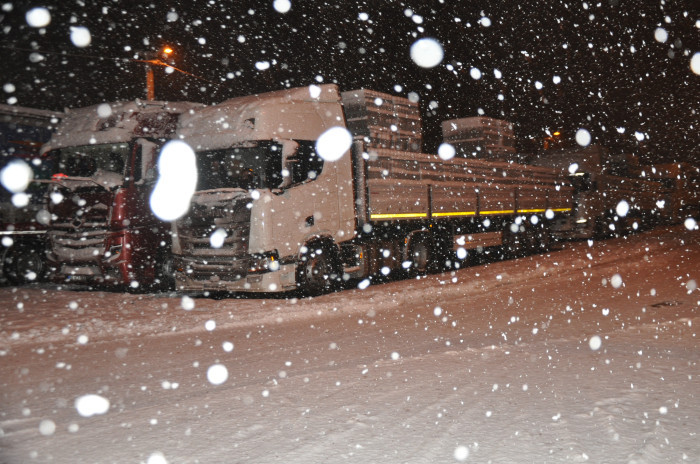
[195,141,283,191]
[51,143,129,179]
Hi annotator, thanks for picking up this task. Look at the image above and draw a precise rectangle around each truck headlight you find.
[249,251,279,273]
[104,244,123,260]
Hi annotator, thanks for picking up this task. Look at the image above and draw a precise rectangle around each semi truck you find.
[41,100,202,290]
[531,145,670,239]
[171,84,574,294]
[635,162,700,224]
[0,104,62,284]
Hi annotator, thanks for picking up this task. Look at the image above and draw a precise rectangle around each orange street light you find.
[144,45,175,100]
[160,46,174,61]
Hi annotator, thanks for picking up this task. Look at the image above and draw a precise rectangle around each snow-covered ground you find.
[0,225,698,463]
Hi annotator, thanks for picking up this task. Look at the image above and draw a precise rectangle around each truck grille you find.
[49,220,109,263]
[175,193,252,281]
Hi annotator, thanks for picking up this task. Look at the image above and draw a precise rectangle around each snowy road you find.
[1,225,698,463]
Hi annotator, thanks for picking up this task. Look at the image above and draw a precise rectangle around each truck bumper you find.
[174,262,298,293]
[52,260,129,286]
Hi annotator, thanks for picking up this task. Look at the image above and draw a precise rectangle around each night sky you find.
[1,0,698,163]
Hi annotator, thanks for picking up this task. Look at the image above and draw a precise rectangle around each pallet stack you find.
[441,117,517,160]
[341,89,423,152]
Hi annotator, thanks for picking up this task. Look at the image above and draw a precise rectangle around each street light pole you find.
[146,65,155,100]
[141,46,173,101]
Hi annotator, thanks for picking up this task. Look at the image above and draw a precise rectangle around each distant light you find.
[553,131,561,136]
[162,46,173,55]
[470,68,482,80]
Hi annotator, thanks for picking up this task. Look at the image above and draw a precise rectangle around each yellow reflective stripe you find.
[517,208,548,213]
[370,212,428,219]
[432,211,477,217]
[371,207,572,220]
[480,210,515,215]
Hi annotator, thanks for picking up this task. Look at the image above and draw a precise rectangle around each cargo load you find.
[442,116,517,160]
[341,89,422,152]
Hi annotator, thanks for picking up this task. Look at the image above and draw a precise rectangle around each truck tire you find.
[297,243,340,296]
[536,226,553,252]
[153,252,175,292]
[408,236,431,275]
[2,243,46,285]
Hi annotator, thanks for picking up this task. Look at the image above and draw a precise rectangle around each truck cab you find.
[172,85,356,293]
[42,100,202,289]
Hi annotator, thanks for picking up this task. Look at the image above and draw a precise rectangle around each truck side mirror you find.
[136,138,159,182]
[279,140,300,189]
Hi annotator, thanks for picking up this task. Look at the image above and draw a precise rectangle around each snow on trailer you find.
[341,88,423,152]
[171,84,574,295]
[441,116,517,161]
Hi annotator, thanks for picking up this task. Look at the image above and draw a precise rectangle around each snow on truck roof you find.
[41,100,203,153]
[0,103,64,121]
[177,84,344,151]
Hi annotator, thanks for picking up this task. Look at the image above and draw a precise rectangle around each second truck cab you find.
[42,100,202,289]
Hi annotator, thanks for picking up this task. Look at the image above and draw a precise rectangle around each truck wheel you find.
[153,253,175,292]
[3,244,46,285]
[408,237,431,275]
[297,244,340,295]
[537,227,553,252]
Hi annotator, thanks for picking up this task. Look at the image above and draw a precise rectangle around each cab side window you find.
[290,141,324,185]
